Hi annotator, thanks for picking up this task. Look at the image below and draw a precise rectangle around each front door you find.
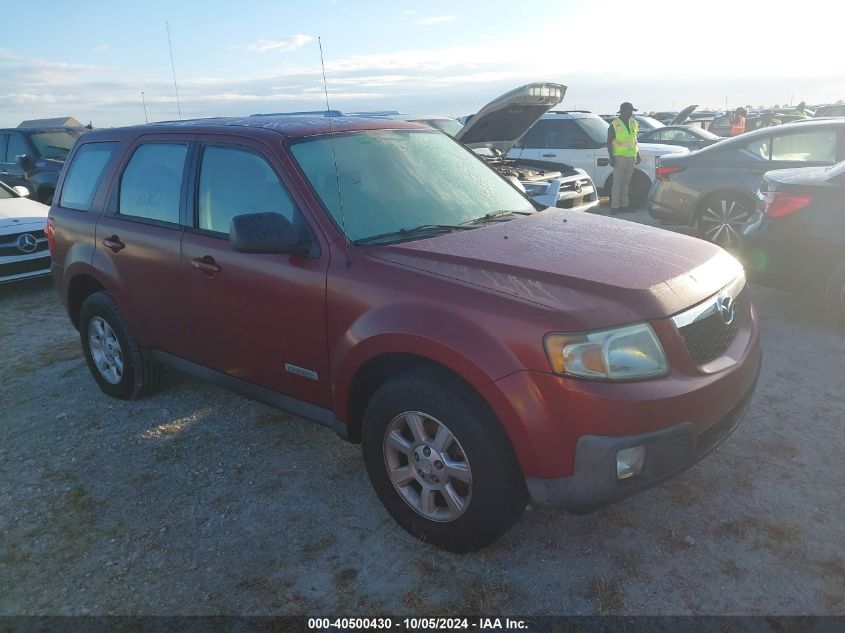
[180,139,330,407]
[0,133,33,193]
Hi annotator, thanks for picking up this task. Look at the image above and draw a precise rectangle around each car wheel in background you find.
[825,260,845,327]
[696,193,752,248]
[79,291,161,399]
[361,366,527,553]
[629,171,652,208]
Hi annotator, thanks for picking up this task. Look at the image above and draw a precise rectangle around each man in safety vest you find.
[606,101,641,213]
[793,101,810,118]
[730,108,747,136]
[756,110,782,129]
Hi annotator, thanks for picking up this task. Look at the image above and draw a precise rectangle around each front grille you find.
[0,255,51,278]
[0,230,48,257]
[677,291,743,365]
[672,276,746,366]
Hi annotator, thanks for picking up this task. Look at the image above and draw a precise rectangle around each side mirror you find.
[12,186,30,198]
[229,212,312,255]
[15,154,33,168]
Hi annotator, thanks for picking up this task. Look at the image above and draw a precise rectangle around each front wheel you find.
[361,367,527,552]
[696,194,752,248]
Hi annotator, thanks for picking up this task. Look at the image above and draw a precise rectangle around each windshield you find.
[289,130,535,243]
[0,183,13,199]
[573,114,610,144]
[693,127,721,140]
[409,119,463,137]
[29,129,86,160]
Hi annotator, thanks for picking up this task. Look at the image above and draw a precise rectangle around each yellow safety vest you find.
[611,118,639,157]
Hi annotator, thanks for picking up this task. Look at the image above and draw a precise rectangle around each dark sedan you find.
[648,119,844,248]
[742,161,845,325]
[638,125,721,151]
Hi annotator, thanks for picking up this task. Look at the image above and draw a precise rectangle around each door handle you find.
[102,235,125,252]
[191,256,221,277]
[542,153,557,157]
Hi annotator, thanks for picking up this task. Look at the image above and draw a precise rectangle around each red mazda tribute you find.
[47,115,761,552]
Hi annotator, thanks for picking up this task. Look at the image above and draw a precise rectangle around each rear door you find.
[180,136,331,407]
[93,135,191,355]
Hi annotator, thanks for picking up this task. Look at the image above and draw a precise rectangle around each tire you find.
[695,193,752,249]
[825,260,845,327]
[361,366,527,553]
[79,291,160,399]
[629,171,651,208]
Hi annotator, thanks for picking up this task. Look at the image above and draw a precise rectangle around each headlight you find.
[544,323,669,381]
[522,182,550,196]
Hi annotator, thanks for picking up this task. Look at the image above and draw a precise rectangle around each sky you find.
[2,0,843,128]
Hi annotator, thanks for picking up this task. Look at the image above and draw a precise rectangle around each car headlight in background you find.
[544,323,669,381]
[521,182,551,197]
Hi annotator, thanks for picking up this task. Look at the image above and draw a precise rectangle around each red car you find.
[48,115,761,552]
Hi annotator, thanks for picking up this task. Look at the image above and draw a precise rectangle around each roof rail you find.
[348,110,402,117]
[548,110,594,114]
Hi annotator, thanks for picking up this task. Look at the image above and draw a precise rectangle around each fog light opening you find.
[617,446,647,480]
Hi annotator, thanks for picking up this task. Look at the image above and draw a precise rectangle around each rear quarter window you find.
[59,142,119,211]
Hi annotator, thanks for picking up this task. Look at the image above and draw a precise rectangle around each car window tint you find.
[771,131,837,162]
[520,124,544,149]
[59,142,118,211]
[197,146,298,233]
[0,136,7,162]
[741,137,771,160]
[542,120,589,149]
[119,143,187,223]
[7,134,29,162]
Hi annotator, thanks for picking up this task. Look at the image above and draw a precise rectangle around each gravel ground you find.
[1,206,844,615]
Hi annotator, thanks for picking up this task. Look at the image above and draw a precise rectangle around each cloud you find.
[403,15,456,26]
[237,34,315,53]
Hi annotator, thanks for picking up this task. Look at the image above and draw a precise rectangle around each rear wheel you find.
[825,260,845,327]
[79,292,160,399]
[696,193,752,248]
[361,367,527,552]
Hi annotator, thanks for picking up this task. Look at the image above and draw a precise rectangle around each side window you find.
[7,134,29,162]
[741,137,771,160]
[519,124,544,149]
[59,142,118,211]
[771,131,837,162]
[118,143,187,223]
[713,116,731,130]
[197,146,299,234]
[543,120,590,149]
[0,135,7,163]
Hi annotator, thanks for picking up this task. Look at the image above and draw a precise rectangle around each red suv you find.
[48,116,762,552]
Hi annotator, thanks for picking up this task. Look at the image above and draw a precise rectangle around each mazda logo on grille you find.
[16,233,38,254]
[716,294,735,325]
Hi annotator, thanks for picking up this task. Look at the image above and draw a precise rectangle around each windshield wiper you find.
[352,224,474,246]
[462,210,532,225]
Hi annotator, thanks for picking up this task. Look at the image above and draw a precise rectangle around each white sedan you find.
[0,181,50,284]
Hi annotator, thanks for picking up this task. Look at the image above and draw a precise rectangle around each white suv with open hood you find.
[508,110,689,207]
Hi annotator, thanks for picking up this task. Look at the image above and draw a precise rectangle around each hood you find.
[0,196,49,228]
[455,83,566,154]
[369,209,741,329]
[670,105,698,125]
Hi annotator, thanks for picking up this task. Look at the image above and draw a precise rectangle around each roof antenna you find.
[166,21,183,120]
[318,36,351,266]
[141,91,149,123]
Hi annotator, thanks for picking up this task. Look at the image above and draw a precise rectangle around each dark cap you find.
[618,102,637,113]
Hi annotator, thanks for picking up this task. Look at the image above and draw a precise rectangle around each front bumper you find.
[525,382,755,512]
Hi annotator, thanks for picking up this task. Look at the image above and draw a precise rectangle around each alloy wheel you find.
[383,411,472,522]
[88,316,124,384]
[699,198,750,248]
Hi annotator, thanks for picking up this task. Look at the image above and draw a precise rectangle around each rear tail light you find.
[656,166,684,181]
[762,192,813,218]
[46,217,55,255]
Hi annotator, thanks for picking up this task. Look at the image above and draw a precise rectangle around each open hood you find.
[455,83,566,154]
[671,105,698,125]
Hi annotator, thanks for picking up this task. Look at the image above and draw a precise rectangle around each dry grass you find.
[461,576,518,614]
[588,576,625,615]
[333,567,359,590]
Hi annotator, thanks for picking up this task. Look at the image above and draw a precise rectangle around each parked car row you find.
[0,180,50,284]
